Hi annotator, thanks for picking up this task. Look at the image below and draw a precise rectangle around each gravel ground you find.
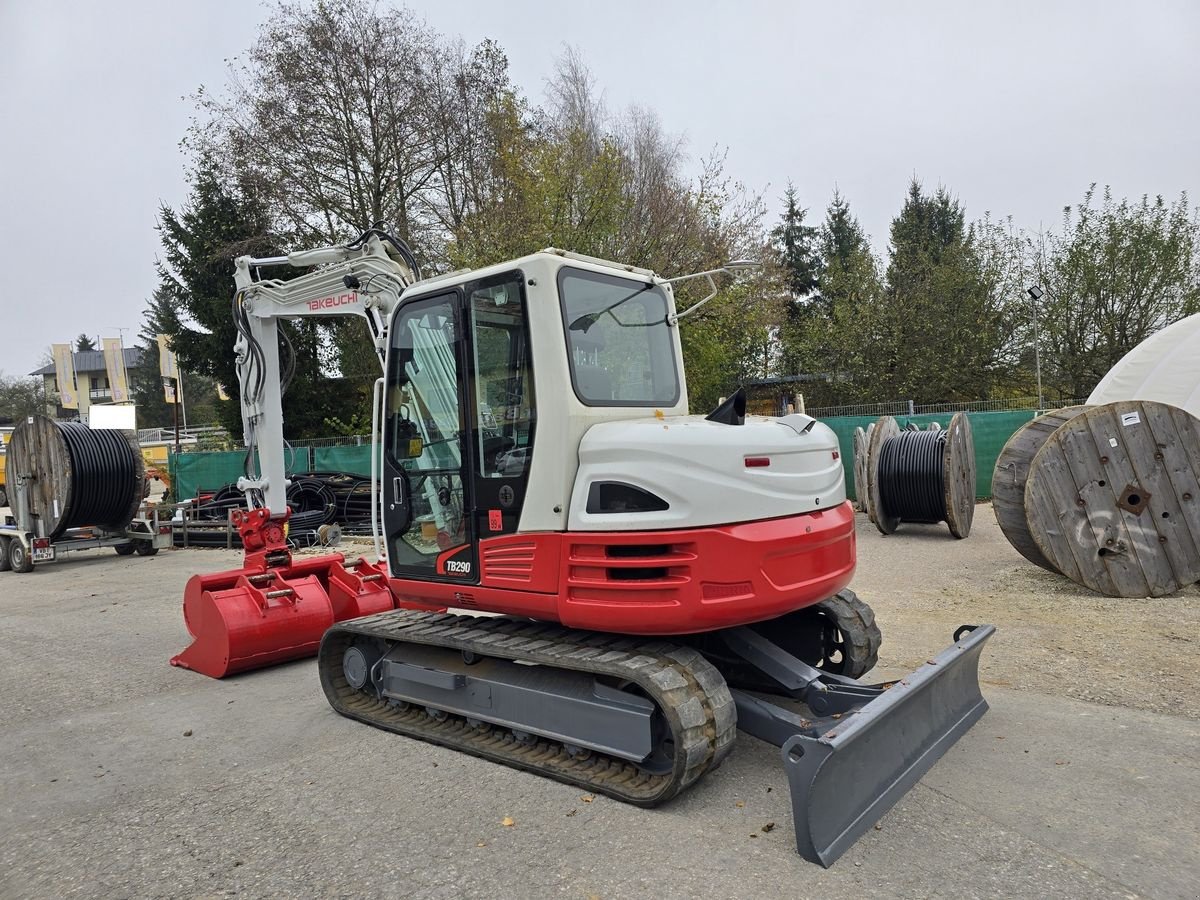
[853,506,1200,719]
[1,504,1197,899]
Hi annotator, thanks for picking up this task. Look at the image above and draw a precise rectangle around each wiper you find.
[568,283,653,333]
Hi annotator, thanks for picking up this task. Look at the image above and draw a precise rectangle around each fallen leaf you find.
[501,816,515,827]
[183,729,193,737]
[477,841,487,848]
[749,833,758,839]
[1055,759,1069,766]
[874,823,882,831]
[735,801,745,808]
[580,794,594,803]
[566,809,578,817]
[761,822,775,833]
[995,735,1005,740]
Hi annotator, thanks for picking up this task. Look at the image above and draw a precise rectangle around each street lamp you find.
[1027,285,1044,409]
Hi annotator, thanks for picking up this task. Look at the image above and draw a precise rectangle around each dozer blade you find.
[170,554,395,679]
[782,624,994,866]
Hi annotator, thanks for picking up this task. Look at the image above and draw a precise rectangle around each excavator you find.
[170,227,994,866]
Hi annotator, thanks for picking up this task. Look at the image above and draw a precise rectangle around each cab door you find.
[381,291,476,581]
[463,272,536,545]
[380,271,535,585]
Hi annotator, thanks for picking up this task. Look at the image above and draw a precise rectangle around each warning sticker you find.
[488,509,503,532]
[1121,411,1141,427]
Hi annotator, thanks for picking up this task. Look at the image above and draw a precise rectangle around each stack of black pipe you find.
[179,471,374,547]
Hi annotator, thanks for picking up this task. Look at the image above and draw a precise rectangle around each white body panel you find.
[568,415,845,531]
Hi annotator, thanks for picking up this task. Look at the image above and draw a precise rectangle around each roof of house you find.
[30,347,144,377]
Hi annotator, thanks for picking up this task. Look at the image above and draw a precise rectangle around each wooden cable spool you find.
[991,405,1091,571]
[865,412,975,538]
[865,416,899,531]
[851,426,869,512]
[942,413,976,539]
[7,414,145,539]
[1023,400,1200,597]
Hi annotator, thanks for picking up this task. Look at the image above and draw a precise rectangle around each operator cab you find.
[380,251,683,583]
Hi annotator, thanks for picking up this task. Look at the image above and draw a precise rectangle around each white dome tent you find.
[1087,312,1200,416]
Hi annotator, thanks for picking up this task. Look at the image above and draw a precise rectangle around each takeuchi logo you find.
[308,292,359,311]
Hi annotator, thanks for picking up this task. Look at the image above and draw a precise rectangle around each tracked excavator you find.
[170,227,994,866]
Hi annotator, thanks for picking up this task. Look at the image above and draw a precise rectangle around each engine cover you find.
[568,414,845,531]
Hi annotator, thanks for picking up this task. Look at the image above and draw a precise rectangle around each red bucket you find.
[171,553,403,678]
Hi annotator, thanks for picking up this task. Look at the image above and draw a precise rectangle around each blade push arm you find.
[232,232,413,517]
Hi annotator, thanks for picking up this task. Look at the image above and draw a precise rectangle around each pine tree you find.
[153,158,363,438]
[872,178,1004,402]
[130,288,182,428]
[771,185,823,375]
[75,334,97,352]
[813,191,882,399]
[771,185,822,300]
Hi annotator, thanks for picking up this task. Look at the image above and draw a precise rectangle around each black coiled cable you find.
[878,429,947,524]
[55,422,142,537]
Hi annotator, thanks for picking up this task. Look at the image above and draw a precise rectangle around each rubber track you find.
[319,610,737,807]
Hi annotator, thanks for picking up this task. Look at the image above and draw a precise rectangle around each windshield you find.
[558,267,680,407]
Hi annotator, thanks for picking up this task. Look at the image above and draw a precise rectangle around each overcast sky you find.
[1,0,1197,379]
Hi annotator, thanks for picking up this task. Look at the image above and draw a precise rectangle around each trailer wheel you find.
[8,537,33,574]
[114,542,136,556]
[0,538,10,572]
[135,543,159,557]
[0,485,8,508]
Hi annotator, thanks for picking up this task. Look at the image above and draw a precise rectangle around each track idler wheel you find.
[811,590,881,679]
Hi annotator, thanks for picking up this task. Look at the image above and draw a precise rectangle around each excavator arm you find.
[231,230,416,521]
[170,230,429,678]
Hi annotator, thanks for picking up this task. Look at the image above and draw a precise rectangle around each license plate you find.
[33,546,55,562]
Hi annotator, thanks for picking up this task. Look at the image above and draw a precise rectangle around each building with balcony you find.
[30,348,144,422]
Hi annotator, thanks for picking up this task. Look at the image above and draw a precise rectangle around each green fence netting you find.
[312,444,372,476]
[170,409,1036,505]
[169,447,314,502]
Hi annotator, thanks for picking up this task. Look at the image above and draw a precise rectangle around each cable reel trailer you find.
[0,415,172,574]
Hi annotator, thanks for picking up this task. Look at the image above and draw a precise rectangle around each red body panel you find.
[386,501,857,635]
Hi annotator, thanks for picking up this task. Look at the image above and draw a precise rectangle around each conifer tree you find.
[152,158,361,438]
[771,185,822,375]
